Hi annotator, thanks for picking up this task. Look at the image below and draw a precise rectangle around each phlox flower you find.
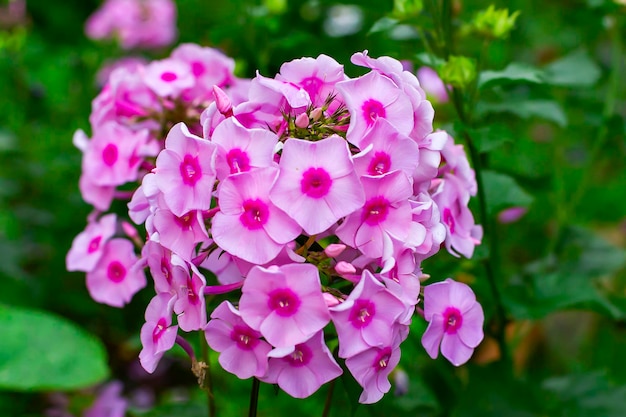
[269,135,365,235]
[421,278,484,366]
[204,301,272,379]
[139,293,178,373]
[83,381,127,417]
[439,132,477,196]
[212,167,301,265]
[67,213,117,272]
[151,207,208,261]
[344,331,404,404]
[276,54,346,108]
[336,170,413,260]
[432,174,483,258]
[144,58,195,98]
[261,331,342,398]
[86,238,146,307]
[209,117,278,180]
[154,122,217,217]
[172,262,207,331]
[352,118,420,178]
[330,270,406,358]
[335,70,413,147]
[82,122,152,187]
[239,264,330,348]
[417,67,449,103]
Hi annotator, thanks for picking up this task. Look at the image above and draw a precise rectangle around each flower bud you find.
[324,243,347,258]
[295,112,310,129]
[335,261,356,275]
[310,107,324,121]
[472,5,520,39]
[212,85,233,117]
[439,56,476,89]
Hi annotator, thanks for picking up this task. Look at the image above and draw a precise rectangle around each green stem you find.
[200,332,216,417]
[321,380,336,417]
[248,378,261,417]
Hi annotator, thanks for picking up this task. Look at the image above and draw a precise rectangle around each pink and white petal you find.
[264,204,301,244]
[212,213,282,264]
[457,303,484,348]
[422,281,452,320]
[447,279,476,312]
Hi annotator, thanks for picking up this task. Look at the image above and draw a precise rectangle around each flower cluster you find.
[85,0,177,50]
[68,50,484,404]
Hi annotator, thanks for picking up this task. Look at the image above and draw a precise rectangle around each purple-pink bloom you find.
[172,263,207,331]
[239,264,330,348]
[204,301,272,379]
[83,380,127,417]
[212,167,301,264]
[154,122,217,217]
[67,213,117,272]
[261,331,342,398]
[270,135,365,235]
[421,278,484,366]
[335,70,414,147]
[416,67,449,103]
[139,293,178,373]
[330,270,406,358]
[86,238,146,307]
[144,58,194,98]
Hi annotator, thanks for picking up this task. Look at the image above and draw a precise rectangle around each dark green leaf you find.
[481,170,533,216]
[468,123,514,153]
[0,305,109,391]
[368,17,399,35]
[478,62,545,89]
[477,99,567,127]
[543,50,602,88]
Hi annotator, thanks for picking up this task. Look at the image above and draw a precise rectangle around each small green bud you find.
[264,0,287,15]
[439,56,477,89]
[472,4,520,39]
[391,0,423,19]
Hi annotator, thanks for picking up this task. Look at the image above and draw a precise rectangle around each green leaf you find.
[481,170,533,216]
[478,62,545,89]
[468,123,514,153]
[137,402,208,417]
[477,99,567,127]
[0,305,109,391]
[368,17,399,35]
[415,52,445,68]
[543,50,602,88]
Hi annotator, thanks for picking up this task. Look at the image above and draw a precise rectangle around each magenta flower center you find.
[191,61,205,77]
[300,76,323,101]
[373,346,392,372]
[443,208,455,234]
[443,307,463,334]
[107,261,126,283]
[367,151,391,175]
[152,317,167,343]
[268,288,301,317]
[301,167,332,198]
[180,154,202,186]
[102,143,118,167]
[231,325,259,351]
[362,196,390,225]
[361,99,386,126]
[284,343,312,367]
[240,199,269,230]
[174,212,194,229]
[226,148,251,174]
[161,71,178,82]
[349,299,376,328]
[87,236,102,254]
[186,276,200,305]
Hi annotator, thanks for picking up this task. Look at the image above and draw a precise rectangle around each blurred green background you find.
[0,0,625,416]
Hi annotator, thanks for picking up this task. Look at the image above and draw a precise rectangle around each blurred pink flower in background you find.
[85,0,177,50]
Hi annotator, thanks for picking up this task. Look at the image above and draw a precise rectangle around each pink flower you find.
[421,278,484,366]
[204,301,272,379]
[261,331,342,398]
[67,213,117,272]
[335,70,414,147]
[498,206,527,224]
[172,263,207,331]
[416,67,449,103]
[144,58,194,98]
[154,122,217,217]
[239,264,330,348]
[139,293,178,373]
[83,381,127,417]
[86,238,146,307]
[270,135,365,235]
[330,270,406,358]
[212,167,301,264]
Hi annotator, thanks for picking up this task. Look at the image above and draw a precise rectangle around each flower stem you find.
[200,332,216,417]
[248,378,261,417]
[321,380,336,417]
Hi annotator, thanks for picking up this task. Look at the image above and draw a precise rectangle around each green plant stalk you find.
[248,378,261,417]
[321,380,336,417]
[200,332,216,417]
